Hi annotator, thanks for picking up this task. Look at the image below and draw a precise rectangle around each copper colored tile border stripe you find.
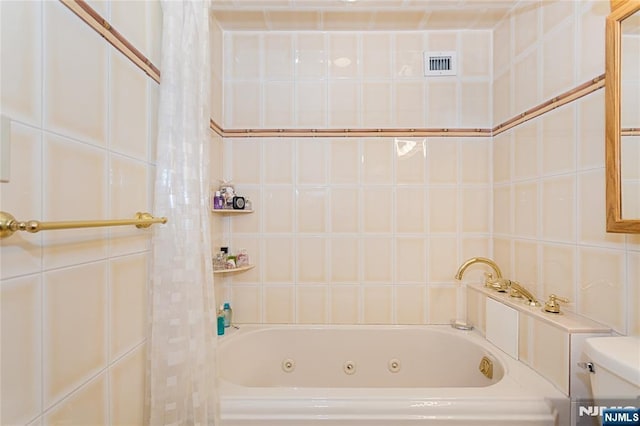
[216,127,492,138]
[621,128,640,136]
[61,1,605,140]
[60,0,160,83]
[492,74,606,137]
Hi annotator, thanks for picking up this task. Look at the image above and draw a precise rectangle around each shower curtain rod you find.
[0,211,168,240]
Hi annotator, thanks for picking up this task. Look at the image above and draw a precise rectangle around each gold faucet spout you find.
[455,257,503,280]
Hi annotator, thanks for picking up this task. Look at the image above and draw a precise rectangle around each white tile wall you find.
[223,30,493,130]
[218,0,639,339]
[0,1,162,424]
[492,0,639,337]
[221,134,492,324]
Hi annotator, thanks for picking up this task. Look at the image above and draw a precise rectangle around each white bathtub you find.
[217,325,568,425]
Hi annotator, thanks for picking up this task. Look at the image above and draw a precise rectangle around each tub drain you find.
[282,358,295,373]
[343,360,356,375]
[388,358,401,373]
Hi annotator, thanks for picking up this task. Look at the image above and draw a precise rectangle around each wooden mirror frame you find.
[605,0,640,233]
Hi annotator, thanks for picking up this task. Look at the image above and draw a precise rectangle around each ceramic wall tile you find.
[513,182,538,238]
[362,33,392,79]
[329,33,359,79]
[362,238,392,283]
[110,254,147,360]
[297,139,328,184]
[297,187,327,233]
[43,262,108,407]
[44,2,107,147]
[428,237,457,282]
[263,238,294,282]
[363,285,393,324]
[109,45,148,162]
[427,285,458,324]
[578,247,625,333]
[542,22,575,100]
[542,105,576,176]
[362,82,392,128]
[296,81,327,127]
[514,3,539,56]
[395,81,426,127]
[110,346,145,426]
[460,82,491,128]
[330,285,360,324]
[263,187,294,233]
[363,187,392,233]
[0,276,42,425]
[265,33,294,80]
[396,238,426,283]
[330,238,359,283]
[297,237,326,283]
[230,285,262,323]
[395,187,426,233]
[461,31,491,78]
[0,1,42,126]
[395,138,426,184]
[330,139,360,184]
[428,187,458,233]
[229,33,260,79]
[264,285,294,323]
[264,81,294,128]
[330,188,360,233]
[228,81,261,128]
[297,285,328,324]
[395,285,426,324]
[513,122,539,181]
[328,80,360,127]
[541,176,576,243]
[45,374,107,425]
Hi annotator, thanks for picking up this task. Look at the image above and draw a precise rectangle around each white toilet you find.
[584,336,640,400]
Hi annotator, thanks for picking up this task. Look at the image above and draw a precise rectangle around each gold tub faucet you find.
[455,257,503,281]
[455,257,541,307]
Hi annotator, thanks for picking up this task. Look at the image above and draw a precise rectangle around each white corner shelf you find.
[213,264,255,274]
[212,209,254,215]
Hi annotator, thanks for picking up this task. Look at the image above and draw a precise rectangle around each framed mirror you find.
[606,0,640,233]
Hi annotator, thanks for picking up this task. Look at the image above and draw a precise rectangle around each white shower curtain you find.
[146,1,217,425]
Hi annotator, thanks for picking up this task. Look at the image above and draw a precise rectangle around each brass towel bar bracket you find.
[0,211,168,239]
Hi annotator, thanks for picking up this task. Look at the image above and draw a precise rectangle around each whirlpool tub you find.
[217,325,567,425]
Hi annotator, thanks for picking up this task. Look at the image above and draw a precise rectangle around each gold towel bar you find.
[0,211,168,239]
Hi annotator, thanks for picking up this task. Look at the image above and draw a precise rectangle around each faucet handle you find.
[484,274,509,292]
[543,294,569,314]
[483,272,494,286]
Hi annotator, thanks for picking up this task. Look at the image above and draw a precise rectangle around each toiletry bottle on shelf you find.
[223,302,233,328]
[213,249,227,270]
[236,249,249,267]
[213,191,224,210]
[217,307,225,336]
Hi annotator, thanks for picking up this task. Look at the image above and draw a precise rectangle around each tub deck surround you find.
[466,284,612,398]
[216,325,567,425]
[467,284,611,334]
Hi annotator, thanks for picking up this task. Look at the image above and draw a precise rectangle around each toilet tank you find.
[584,336,640,399]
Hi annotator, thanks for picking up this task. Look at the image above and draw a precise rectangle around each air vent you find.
[424,51,457,77]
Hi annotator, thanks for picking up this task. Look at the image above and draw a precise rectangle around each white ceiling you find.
[210,0,528,31]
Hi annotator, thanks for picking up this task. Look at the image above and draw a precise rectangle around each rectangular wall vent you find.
[424,51,457,77]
